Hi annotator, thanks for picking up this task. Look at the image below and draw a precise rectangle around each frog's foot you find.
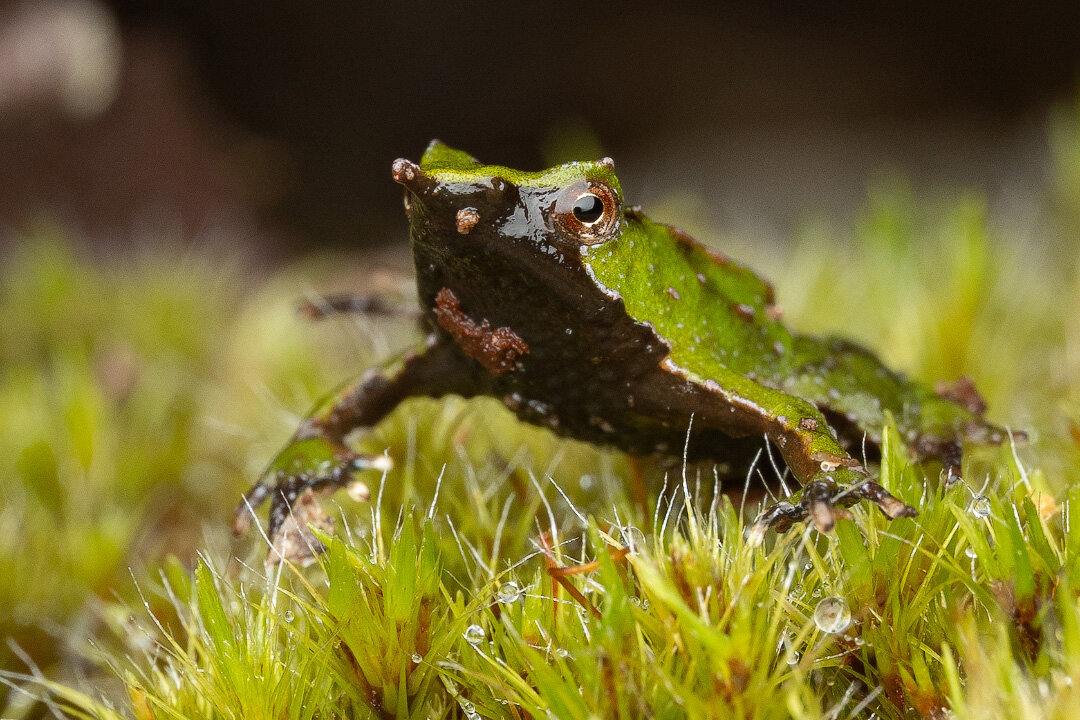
[268,484,336,566]
[232,440,391,564]
[747,470,916,546]
[936,438,964,487]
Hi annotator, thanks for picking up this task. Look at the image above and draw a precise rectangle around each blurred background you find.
[3,0,1080,253]
[3,1,1080,716]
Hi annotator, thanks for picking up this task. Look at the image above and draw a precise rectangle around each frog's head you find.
[392,140,624,266]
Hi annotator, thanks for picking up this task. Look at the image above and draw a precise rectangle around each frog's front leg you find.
[681,372,917,541]
[233,337,483,563]
[742,392,917,541]
[747,464,915,544]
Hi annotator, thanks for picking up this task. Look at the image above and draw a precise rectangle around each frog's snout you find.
[391,158,434,195]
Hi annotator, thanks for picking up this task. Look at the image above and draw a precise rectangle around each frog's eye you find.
[553,180,619,245]
[572,194,604,223]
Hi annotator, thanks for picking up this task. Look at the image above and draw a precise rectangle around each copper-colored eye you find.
[553,180,619,245]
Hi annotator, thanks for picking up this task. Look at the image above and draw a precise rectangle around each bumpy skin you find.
[235,140,1007,563]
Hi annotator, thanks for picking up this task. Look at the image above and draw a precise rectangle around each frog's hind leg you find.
[920,375,1020,485]
[297,292,420,320]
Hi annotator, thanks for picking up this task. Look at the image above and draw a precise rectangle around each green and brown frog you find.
[234,140,1008,563]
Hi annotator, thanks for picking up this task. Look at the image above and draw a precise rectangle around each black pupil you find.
[572,194,604,224]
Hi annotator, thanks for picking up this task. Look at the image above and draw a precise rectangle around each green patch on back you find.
[582,214,793,382]
[581,213,981,440]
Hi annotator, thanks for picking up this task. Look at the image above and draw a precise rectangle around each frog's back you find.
[583,212,1000,449]
[582,213,796,384]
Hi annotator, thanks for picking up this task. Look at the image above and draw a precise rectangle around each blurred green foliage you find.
[0,240,226,688]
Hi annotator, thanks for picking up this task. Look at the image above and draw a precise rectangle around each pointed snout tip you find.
[391,158,422,186]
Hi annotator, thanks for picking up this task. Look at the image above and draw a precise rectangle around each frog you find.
[233,139,1009,563]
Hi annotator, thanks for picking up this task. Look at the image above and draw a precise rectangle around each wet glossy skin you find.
[234,140,1007,563]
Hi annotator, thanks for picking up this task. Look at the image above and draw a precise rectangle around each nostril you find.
[485,176,517,205]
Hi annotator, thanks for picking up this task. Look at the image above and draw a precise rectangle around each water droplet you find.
[813,596,852,634]
[497,581,522,604]
[970,495,991,519]
[461,701,475,713]
[620,525,646,553]
[464,624,486,645]
[579,474,595,491]
[786,651,801,665]
[283,610,295,622]
[554,647,570,659]
[411,653,422,664]
[964,547,977,559]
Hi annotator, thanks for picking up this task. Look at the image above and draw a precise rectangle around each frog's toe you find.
[747,501,805,546]
[845,478,918,520]
[803,478,839,532]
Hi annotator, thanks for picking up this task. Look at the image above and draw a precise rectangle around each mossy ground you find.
[4,102,1080,718]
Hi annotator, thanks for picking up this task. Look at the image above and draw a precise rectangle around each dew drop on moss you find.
[283,610,295,622]
[496,581,521,604]
[813,596,851,634]
[970,495,991,519]
[464,624,486,645]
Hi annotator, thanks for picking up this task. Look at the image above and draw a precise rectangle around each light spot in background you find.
[0,0,122,121]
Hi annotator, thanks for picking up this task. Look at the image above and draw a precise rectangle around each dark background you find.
[2,1,1079,254]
